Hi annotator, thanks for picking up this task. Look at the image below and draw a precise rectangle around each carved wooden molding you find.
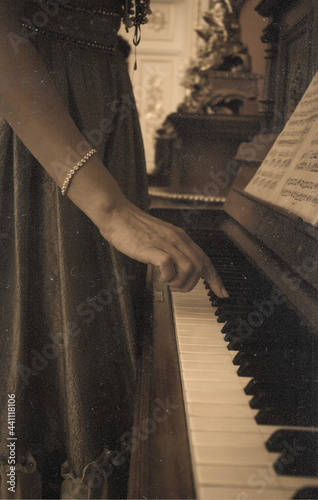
[255,0,297,17]
[260,21,280,45]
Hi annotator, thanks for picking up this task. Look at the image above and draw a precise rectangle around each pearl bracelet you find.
[61,148,97,196]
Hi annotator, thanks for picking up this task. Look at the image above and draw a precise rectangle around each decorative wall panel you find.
[121,0,201,173]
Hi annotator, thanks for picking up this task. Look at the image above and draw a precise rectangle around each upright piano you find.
[128,0,318,498]
[128,162,318,500]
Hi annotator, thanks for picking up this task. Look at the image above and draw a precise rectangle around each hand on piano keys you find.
[100,202,229,296]
[170,240,318,500]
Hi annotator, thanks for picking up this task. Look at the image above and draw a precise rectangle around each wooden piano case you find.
[128,1,318,498]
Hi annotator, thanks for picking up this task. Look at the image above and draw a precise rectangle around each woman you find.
[0,1,228,498]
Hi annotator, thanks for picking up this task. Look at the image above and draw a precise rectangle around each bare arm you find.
[0,0,228,296]
[0,0,126,221]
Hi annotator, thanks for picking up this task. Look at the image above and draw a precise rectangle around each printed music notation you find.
[245,71,318,225]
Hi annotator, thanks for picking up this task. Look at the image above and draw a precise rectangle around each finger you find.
[155,247,199,292]
[138,246,177,282]
[159,259,177,283]
[166,229,228,295]
[169,228,205,268]
[136,229,198,290]
[159,246,200,291]
[154,230,205,291]
[139,244,198,290]
[165,269,200,293]
[170,230,229,298]
[203,260,229,298]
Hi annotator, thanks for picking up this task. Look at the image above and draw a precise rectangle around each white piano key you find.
[175,319,222,326]
[180,353,232,362]
[279,476,318,489]
[198,486,295,500]
[174,311,219,318]
[193,446,280,467]
[181,361,237,372]
[175,319,218,326]
[258,425,318,435]
[177,325,224,332]
[178,352,237,368]
[228,350,239,360]
[179,345,231,354]
[181,370,241,382]
[172,304,214,310]
[186,389,251,405]
[178,336,226,346]
[192,431,265,448]
[173,301,214,307]
[174,311,216,317]
[172,304,215,311]
[187,403,258,419]
[178,331,226,339]
[173,289,210,297]
[172,305,212,310]
[196,464,318,490]
[189,416,262,433]
[178,335,226,343]
[248,425,318,445]
[177,328,224,336]
[177,328,223,336]
[171,280,317,500]
[184,380,248,392]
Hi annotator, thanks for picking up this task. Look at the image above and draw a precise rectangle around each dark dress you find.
[0,1,148,498]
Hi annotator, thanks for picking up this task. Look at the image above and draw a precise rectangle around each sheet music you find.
[245,71,318,225]
[272,125,318,225]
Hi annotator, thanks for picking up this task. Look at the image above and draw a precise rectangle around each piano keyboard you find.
[171,279,318,500]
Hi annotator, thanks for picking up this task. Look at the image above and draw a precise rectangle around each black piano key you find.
[194,229,318,438]
[216,308,258,322]
[243,371,312,393]
[232,351,249,365]
[228,339,245,350]
[237,354,311,377]
[273,452,318,477]
[224,333,235,342]
[221,322,237,334]
[266,430,318,453]
[256,407,318,427]
[227,336,303,353]
[217,313,240,323]
[293,488,318,499]
[244,378,261,395]
[265,430,318,478]
[238,362,259,377]
[226,337,285,351]
[250,383,318,410]
[211,297,250,307]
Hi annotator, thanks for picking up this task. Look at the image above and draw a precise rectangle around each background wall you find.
[120,0,268,174]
